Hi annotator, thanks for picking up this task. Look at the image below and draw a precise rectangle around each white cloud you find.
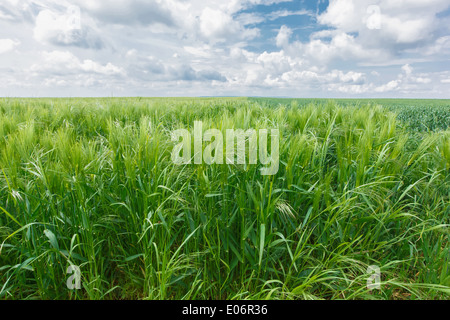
[197,6,260,42]
[423,36,450,55]
[0,39,20,54]
[33,7,103,48]
[276,25,292,48]
[0,0,449,97]
[374,64,436,93]
[34,9,77,45]
[199,7,238,40]
[329,83,372,94]
[318,0,356,31]
[73,0,175,26]
[183,45,212,58]
[124,49,227,82]
[318,0,450,55]
[415,77,431,84]
[224,45,369,92]
[375,80,400,93]
[31,51,124,76]
[402,64,413,75]
[71,0,270,43]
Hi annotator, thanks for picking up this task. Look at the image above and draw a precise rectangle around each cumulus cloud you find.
[375,80,400,93]
[276,26,292,48]
[0,39,20,54]
[73,0,175,27]
[423,36,450,55]
[375,64,434,93]
[30,50,124,76]
[402,64,413,75]
[301,32,388,64]
[318,0,450,51]
[125,49,227,82]
[224,45,369,92]
[199,7,240,41]
[0,0,449,97]
[33,7,103,48]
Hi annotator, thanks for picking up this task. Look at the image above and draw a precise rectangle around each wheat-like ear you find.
[275,199,296,220]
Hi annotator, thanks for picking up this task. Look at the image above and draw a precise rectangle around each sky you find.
[0,0,450,98]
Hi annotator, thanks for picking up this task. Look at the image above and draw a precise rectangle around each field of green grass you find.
[0,97,449,300]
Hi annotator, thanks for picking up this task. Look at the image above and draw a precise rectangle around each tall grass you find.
[0,97,449,300]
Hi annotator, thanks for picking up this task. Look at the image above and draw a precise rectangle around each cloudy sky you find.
[1,0,450,98]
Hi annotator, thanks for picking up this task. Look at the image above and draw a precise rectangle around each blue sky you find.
[0,0,449,98]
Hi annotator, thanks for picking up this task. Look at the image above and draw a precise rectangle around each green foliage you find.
[0,97,449,300]
[250,98,450,132]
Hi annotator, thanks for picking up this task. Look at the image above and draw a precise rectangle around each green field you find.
[0,98,449,300]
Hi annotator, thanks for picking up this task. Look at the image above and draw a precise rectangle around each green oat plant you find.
[0,97,449,300]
